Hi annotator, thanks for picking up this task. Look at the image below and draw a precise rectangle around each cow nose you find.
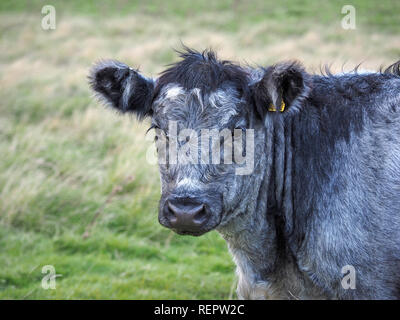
[164,199,209,233]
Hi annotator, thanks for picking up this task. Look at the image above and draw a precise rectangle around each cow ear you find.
[89,60,155,119]
[252,61,311,117]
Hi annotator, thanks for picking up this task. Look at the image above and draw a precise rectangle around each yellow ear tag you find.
[279,100,285,112]
[268,100,285,112]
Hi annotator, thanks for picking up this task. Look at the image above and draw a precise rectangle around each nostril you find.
[166,201,178,224]
[193,205,207,224]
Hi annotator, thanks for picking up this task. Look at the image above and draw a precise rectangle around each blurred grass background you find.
[0,0,399,299]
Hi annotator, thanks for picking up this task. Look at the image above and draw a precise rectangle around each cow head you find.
[89,49,311,236]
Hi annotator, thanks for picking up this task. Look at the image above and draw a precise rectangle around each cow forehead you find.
[163,84,186,100]
[153,83,240,125]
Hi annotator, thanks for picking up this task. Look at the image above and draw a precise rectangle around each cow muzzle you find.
[160,196,220,236]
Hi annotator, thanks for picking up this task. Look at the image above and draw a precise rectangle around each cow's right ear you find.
[89,60,155,119]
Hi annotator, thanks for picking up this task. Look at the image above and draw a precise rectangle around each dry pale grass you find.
[1,13,399,92]
[1,9,399,247]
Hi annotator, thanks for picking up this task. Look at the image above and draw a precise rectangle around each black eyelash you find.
[146,124,169,142]
[146,124,159,134]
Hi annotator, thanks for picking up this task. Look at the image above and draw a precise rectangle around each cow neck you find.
[265,115,294,236]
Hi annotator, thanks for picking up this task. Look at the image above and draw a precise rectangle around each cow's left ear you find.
[251,61,312,117]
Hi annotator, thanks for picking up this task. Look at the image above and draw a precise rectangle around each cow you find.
[89,48,400,299]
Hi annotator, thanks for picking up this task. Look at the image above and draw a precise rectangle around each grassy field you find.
[0,0,399,299]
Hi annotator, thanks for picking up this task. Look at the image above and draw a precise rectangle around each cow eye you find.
[233,127,246,137]
[146,124,168,142]
[156,129,169,142]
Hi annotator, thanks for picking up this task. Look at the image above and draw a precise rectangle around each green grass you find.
[0,227,235,299]
[1,0,399,33]
[0,0,398,299]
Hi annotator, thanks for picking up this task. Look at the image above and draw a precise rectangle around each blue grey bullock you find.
[89,48,400,299]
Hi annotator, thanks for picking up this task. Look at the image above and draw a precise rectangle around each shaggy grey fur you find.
[89,49,400,299]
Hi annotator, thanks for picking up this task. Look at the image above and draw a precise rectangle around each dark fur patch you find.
[154,47,250,100]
